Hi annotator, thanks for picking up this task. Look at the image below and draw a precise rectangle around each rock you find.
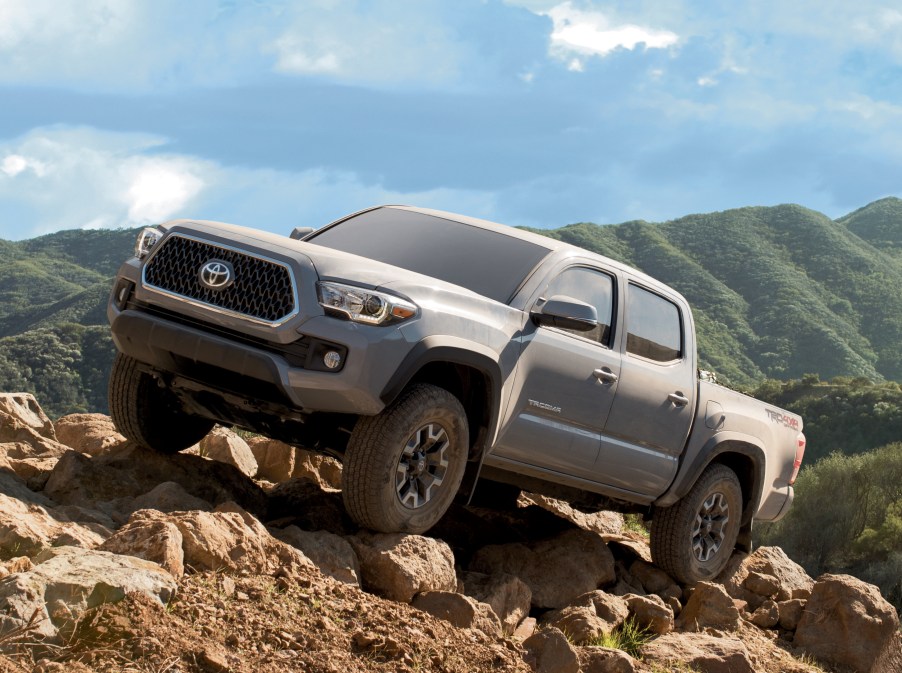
[99,516,185,578]
[164,503,313,575]
[273,525,360,586]
[719,547,813,606]
[642,632,755,673]
[412,591,502,637]
[0,443,63,483]
[248,437,342,488]
[518,493,624,535]
[266,478,355,535]
[677,581,741,632]
[522,627,579,673]
[43,443,267,518]
[748,599,780,629]
[628,560,679,598]
[460,571,531,635]
[0,393,56,443]
[0,492,108,560]
[248,437,295,482]
[577,646,638,673]
[623,593,673,634]
[292,448,342,489]
[132,481,213,514]
[743,570,781,599]
[542,591,629,644]
[349,532,456,603]
[777,598,805,631]
[53,414,125,457]
[470,529,616,609]
[198,427,257,478]
[0,546,176,643]
[0,556,33,578]
[543,605,610,644]
[794,573,900,673]
[513,617,537,640]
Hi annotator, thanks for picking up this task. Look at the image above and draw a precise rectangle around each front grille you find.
[144,235,296,323]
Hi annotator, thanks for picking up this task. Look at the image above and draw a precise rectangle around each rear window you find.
[307,208,550,303]
[626,284,683,362]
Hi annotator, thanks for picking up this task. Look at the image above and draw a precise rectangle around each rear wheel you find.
[108,353,214,454]
[650,464,743,584]
[342,383,469,533]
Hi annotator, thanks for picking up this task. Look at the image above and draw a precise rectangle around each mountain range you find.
[3,198,902,416]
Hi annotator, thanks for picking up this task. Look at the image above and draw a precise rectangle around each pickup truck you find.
[107,205,806,583]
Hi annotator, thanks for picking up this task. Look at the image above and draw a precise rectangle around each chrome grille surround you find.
[142,234,299,325]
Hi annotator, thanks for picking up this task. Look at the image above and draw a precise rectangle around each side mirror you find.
[531,295,598,332]
[290,227,315,240]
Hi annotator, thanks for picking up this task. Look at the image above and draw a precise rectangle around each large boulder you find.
[460,571,531,635]
[349,532,456,603]
[0,393,57,444]
[628,560,680,601]
[677,582,741,632]
[794,573,901,673]
[248,437,342,488]
[99,516,185,578]
[522,627,580,673]
[718,546,813,610]
[159,503,313,575]
[0,394,69,480]
[411,591,501,637]
[198,427,257,478]
[0,546,176,643]
[469,529,616,609]
[642,632,755,673]
[131,482,213,514]
[273,525,360,586]
[43,443,267,519]
[518,493,623,535]
[0,492,108,561]
[53,414,125,457]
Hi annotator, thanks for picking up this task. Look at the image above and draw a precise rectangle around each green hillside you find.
[3,199,902,415]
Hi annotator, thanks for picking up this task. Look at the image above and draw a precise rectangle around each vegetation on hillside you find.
[758,443,902,612]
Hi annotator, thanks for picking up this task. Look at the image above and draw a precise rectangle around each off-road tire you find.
[650,463,743,584]
[108,352,214,454]
[342,383,469,533]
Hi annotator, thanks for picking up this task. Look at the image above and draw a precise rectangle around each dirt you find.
[1,563,531,673]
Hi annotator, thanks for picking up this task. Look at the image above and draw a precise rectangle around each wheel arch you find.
[656,433,767,529]
[380,337,503,453]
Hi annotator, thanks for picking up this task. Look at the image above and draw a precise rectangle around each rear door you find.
[596,281,694,495]
[492,265,622,480]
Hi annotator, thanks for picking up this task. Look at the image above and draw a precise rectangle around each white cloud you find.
[0,126,497,240]
[539,2,678,64]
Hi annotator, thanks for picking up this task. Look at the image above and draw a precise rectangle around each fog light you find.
[323,350,343,370]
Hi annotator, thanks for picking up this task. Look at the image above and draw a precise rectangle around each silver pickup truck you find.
[107,205,806,583]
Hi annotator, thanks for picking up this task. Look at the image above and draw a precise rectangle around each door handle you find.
[593,368,619,384]
[668,392,690,407]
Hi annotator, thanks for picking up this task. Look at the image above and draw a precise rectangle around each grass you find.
[622,514,650,538]
[585,618,652,658]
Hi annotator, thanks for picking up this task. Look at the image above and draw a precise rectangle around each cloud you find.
[536,1,678,65]
[0,126,497,240]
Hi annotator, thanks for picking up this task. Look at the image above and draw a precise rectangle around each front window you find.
[306,208,550,304]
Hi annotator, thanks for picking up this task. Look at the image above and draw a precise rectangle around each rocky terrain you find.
[0,392,900,673]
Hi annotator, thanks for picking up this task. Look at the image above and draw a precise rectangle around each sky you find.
[1,0,902,240]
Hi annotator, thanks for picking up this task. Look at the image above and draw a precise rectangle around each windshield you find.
[306,208,551,303]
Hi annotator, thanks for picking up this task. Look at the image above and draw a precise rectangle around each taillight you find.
[789,433,806,485]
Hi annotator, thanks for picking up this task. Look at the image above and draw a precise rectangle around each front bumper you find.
[109,305,403,416]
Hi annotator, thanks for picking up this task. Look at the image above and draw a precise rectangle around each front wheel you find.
[650,464,743,584]
[342,383,469,533]
[108,353,215,454]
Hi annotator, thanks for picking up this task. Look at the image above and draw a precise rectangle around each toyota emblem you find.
[198,260,234,290]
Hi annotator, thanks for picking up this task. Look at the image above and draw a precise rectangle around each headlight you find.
[134,227,163,259]
[317,281,418,325]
